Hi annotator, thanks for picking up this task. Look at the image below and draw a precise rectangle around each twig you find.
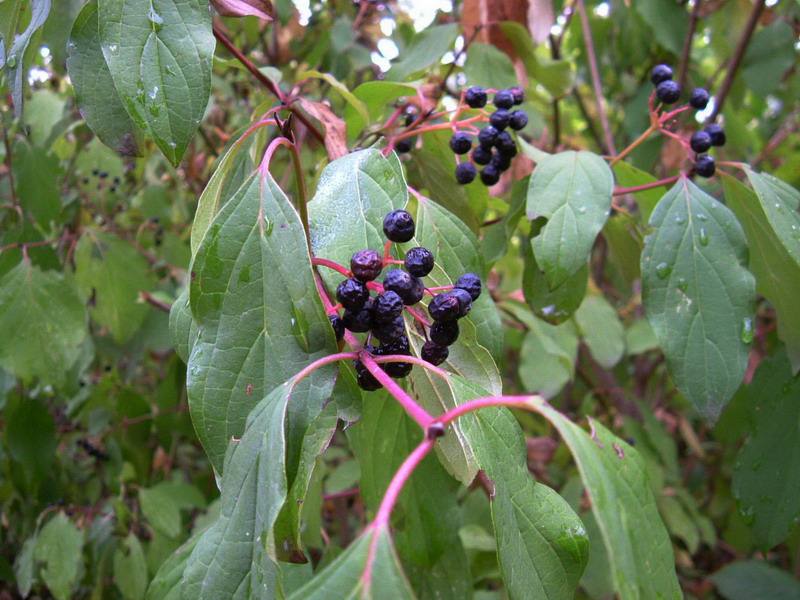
[572,89,605,151]
[613,175,680,195]
[708,0,766,121]
[139,291,172,313]
[677,0,704,90]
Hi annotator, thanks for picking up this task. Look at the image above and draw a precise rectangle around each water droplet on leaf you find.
[655,262,671,279]
[699,228,709,246]
[741,317,754,344]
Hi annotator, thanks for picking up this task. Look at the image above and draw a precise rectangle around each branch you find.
[677,0,704,89]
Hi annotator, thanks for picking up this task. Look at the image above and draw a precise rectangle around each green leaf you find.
[732,352,800,551]
[168,285,197,363]
[452,378,589,600]
[66,0,143,156]
[146,535,201,600]
[575,295,625,369]
[527,151,614,289]
[532,404,683,600]
[34,512,84,600]
[12,138,62,229]
[641,178,755,420]
[612,162,662,225]
[5,0,51,118]
[463,43,518,90]
[5,398,56,485]
[385,23,458,82]
[634,0,689,55]
[517,311,578,398]
[140,482,206,538]
[74,230,155,344]
[625,319,659,356]
[0,262,88,385]
[14,536,36,598]
[189,170,337,472]
[114,534,148,600]
[346,81,416,138]
[743,168,800,270]
[0,0,24,57]
[288,526,417,599]
[711,560,800,600]
[742,21,796,98]
[98,0,214,165]
[499,22,574,98]
[523,237,588,325]
[481,179,527,264]
[23,89,67,147]
[299,70,369,128]
[722,173,800,372]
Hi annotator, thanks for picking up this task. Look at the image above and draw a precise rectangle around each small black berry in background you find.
[82,177,90,184]
[491,152,512,173]
[704,123,726,147]
[355,360,382,391]
[404,247,435,277]
[421,341,449,366]
[343,298,374,333]
[450,288,473,318]
[464,86,488,109]
[374,291,404,323]
[690,131,712,154]
[478,126,500,149]
[336,278,369,311]
[329,315,345,341]
[384,269,425,305]
[472,146,492,165]
[372,316,406,343]
[509,86,525,105]
[449,132,473,155]
[404,111,417,126]
[480,164,500,186]
[689,88,709,110]
[695,155,716,178]
[455,273,482,301]
[656,80,681,104]
[428,291,462,322]
[395,138,413,153]
[509,110,528,131]
[456,162,477,185]
[430,320,459,346]
[383,209,415,243]
[494,89,515,109]
[495,131,517,157]
[489,109,510,131]
[650,63,673,85]
[350,249,384,282]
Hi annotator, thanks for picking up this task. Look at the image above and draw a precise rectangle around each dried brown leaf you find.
[210,0,273,20]
[297,98,349,161]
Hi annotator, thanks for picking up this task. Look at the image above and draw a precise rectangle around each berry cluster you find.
[650,63,726,178]
[452,86,528,186]
[327,210,483,391]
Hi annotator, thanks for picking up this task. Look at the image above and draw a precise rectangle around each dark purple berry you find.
[329,315,344,341]
[449,288,473,318]
[404,111,417,126]
[373,291,404,323]
[350,249,383,282]
[380,336,413,378]
[456,162,477,184]
[695,155,715,178]
[428,291,462,322]
[395,138,413,153]
[489,109,510,130]
[496,131,517,157]
[478,126,499,149]
[336,278,369,311]
[430,320,459,346]
[464,86,488,109]
[689,88,709,110]
[509,110,528,130]
[449,132,473,155]
[704,123,726,147]
[372,316,406,343]
[656,80,681,104]
[480,165,500,186]
[472,146,492,165]
[383,359,412,378]
[690,131,712,154]
[494,90,514,109]
[491,151,512,173]
[354,360,382,391]
[455,273,482,301]
[650,64,673,85]
[421,341,449,365]
[383,210,415,243]
[384,269,425,305]
[509,86,525,105]
[404,247,435,277]
[343,298,374,333]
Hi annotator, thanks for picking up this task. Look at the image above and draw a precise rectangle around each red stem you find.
[359,352,433,427]
[312,257,352,278]
[435,395,540,427]
[613,175,680,196]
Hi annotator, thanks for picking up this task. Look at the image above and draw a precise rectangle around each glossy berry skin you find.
[455,273,482,301]
[478,126,499,149]
[491,152,512,173]
[336,278,369,311]
[450,288,473,317]
[471,146,492,165]
[383,210,415,243]
[404,247,435,277]
[404,111,416,126]
[455,162,477,185]
[384,269,425,305]
[373,291,404,323]
[464,86,488,108]
[428,291,462,322]
[395,138,413,153]
[421,341,449,366]
[650,63,673,85]
[704,123,726,147]
[690,131,712,154]
[329,315,344,341]
[378,334,410,356]
[343,298,374,333]
[430,320,459,346]
[480,165,500,186]
[656,80,681,104]
[372,316,406,343]
[383,359,412,378]
[509,110,528,131]
[354,360,382,391]
[689,88,709,110]
[695,155,716,178]
[496,131,517,157]
[350,249,383,282]
[509,86,525,105]
[449,132,473,155]
[489,109,510,130]
[494,90,514,109]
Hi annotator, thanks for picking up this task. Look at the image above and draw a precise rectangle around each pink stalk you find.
[426,285,454,292]
[392,115,484,143]
[292,352,359,386]
[359,352,432,427]
[436,395,541,427]
[370,354,448,379]
[258,137,295,174]
[312,257,351,277]
[404,305,431,327]
[613,175,680,196]
[382,241,392,261]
